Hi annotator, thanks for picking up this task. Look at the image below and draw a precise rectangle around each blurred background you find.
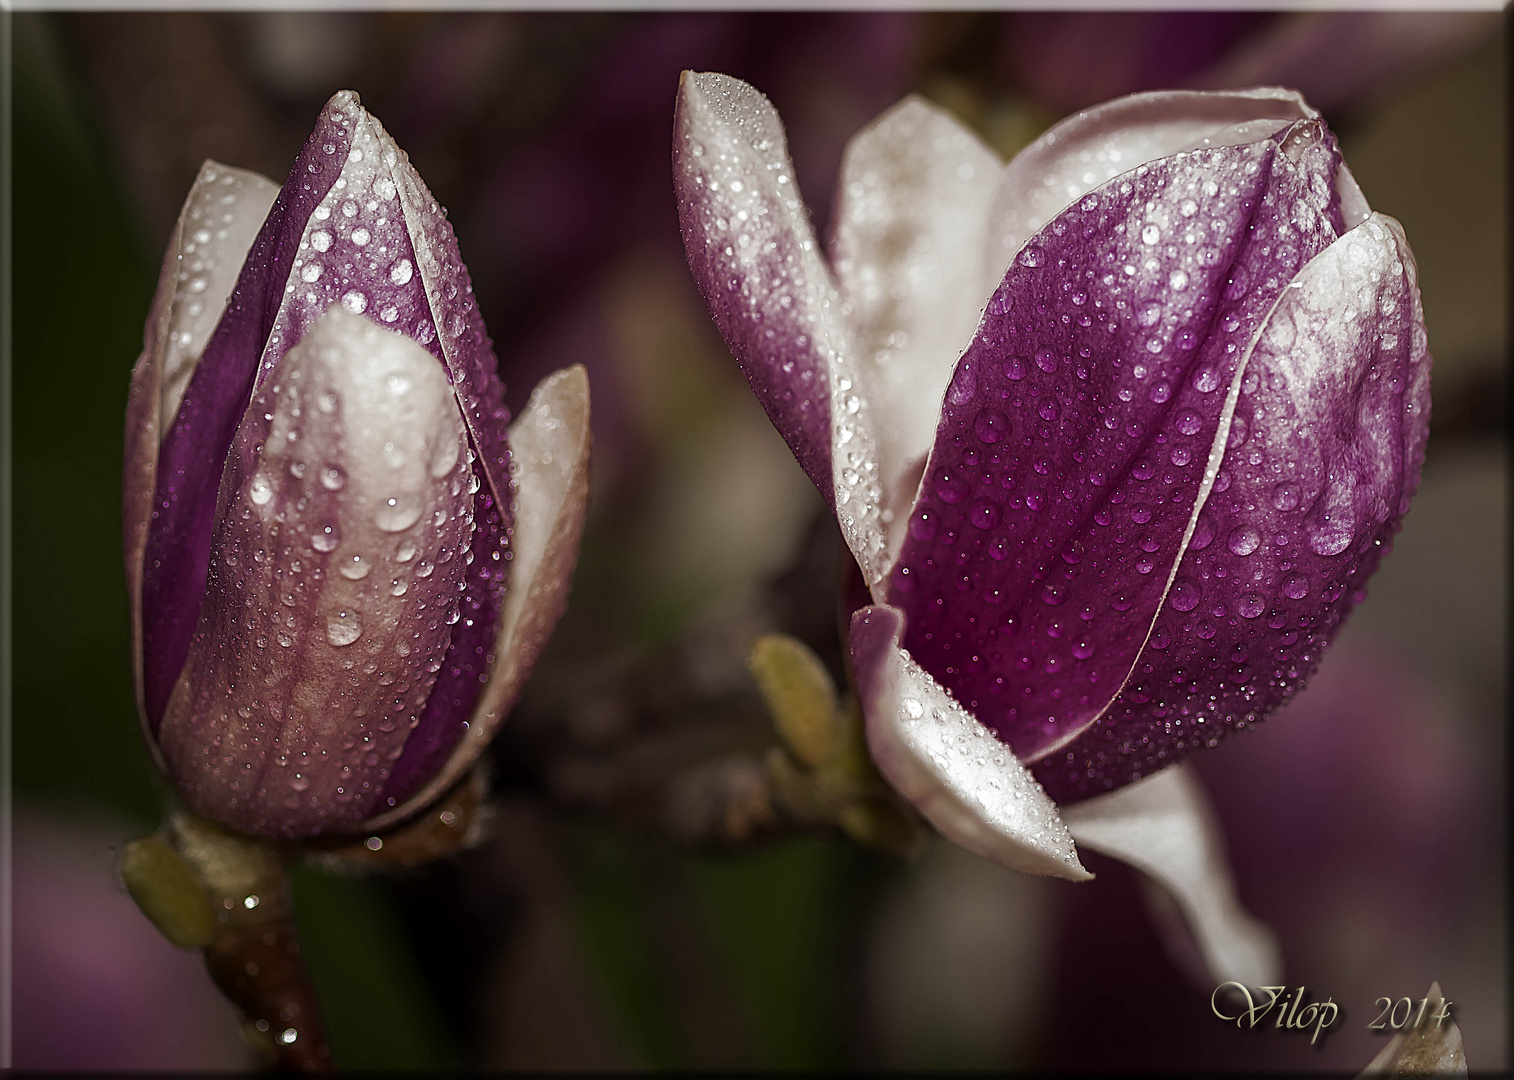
[10,10,1506,1071]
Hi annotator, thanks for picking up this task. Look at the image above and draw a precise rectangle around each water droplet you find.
[351,227,371,247]
[390,259,414,286]
[396,540,417,562]
[311,524,340,553]
[974,410,1007,444]
[1283,573,1309,599]
[301,262,323,283]
[1141,223,1160,245]
[310,230,332,252]
[1170,579,1201,612]
[1227,524,1261,556]
[1018,245,1044,268]
[249,474,274,506]
[1169,269,1189,291]
[970,499,1001,530]
[340,554,372,581]
[903,698,924,720]
[342,290,368,314]
[1034,347,1057,373]
[1193,367,1220,394]
[1271,482,1300,511]
[326,611,362,646]
[376,496,422,532]
[320,465,347,491]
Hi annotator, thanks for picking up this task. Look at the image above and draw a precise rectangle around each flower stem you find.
[122,812,334,1072]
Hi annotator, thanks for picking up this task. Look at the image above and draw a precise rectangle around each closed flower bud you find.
[125,91,590,839]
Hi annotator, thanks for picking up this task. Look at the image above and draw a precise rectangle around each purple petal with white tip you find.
[125,161,278,735]
[675,71,889,586]
[158,308,475,838]
[891,121,1342,764]
[364,364,591,831]
[982,88,1316,296]
[850,604,1088,880]
[674,70,842,497]
[140,108,351,731]
[1033,213,1429,801]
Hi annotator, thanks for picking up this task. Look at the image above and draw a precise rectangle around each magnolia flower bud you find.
[674,71,1428,902]
[125,91,590,839]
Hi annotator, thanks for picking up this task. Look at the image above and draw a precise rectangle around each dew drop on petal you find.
[326,611,362,647]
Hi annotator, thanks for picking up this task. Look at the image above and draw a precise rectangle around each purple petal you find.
[363,364,592,831]
[673,71,841,500]
[890,120,1343,763]
[157,309,475,838]
[983,88,1315,299]
[140,99,356,732]
[850,604,1088,879]
[125,163,279,738]
[1033,214,1430,801]
[676,71,893,587]
[372,457,507,813]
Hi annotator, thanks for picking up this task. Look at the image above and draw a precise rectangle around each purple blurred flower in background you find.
[124,90,590,840]
[674,71,1429,976]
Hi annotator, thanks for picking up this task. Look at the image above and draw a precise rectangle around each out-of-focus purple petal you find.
[891,122,1342,763]
[1034,214,1429,801]
[850,604,1088,880]
[125,162,280,744]
[365,363,591,831]
[830,96,1004,545]
[158,308,474,838]
[140,99,355,733]
[1000,13,1274,115]
[1190,12,1498,117]
[673,70,842,496]
[982,88,1315,297]
[674,70,890,588]
[1063,765,1280,986]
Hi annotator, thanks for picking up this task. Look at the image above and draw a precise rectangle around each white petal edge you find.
[850,605,1089,881]
[829,94,1004,565]
[124,160,277,744]
[678,71,890,590]
[1359,981,1466,1076]
[1063,764,1281,987]
[362,364,591,831]
[982,87,1317,298]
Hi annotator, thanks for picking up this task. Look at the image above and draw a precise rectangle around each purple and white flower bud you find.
[674,68,1428,918]
[125,91,590,839]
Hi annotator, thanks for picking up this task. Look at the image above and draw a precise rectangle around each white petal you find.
[830,94,1004,564]
[1063,764,1280,987]
[983,88,1315,297]
[851,605,1088,881]
[363,364,591,830]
